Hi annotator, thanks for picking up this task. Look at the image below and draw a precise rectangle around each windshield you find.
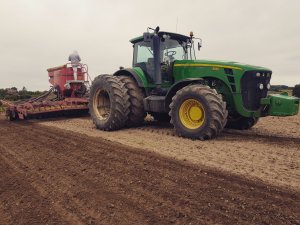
[161,38,195,63]
[132,37,196,66]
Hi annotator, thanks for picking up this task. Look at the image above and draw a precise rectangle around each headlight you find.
[267,83,271,90]
[256,72,261,77]
[259,83,264,90]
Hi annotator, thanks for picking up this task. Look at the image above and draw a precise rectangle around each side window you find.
[133,42,154,66]
[136,46,153,63]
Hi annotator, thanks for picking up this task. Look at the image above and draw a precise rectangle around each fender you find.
[165,78,204,111]
[113,68,144,87]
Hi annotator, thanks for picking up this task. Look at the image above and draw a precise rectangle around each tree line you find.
[270,85,300,97]
[0,87,45,101]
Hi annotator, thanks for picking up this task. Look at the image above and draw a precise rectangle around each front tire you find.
[169,85,227,140]
[89,75,129,131]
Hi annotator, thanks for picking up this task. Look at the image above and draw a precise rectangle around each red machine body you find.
[48,63,88,98]
[0,63,90,120]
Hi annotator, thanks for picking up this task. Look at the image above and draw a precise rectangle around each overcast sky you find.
[0,0,299,90]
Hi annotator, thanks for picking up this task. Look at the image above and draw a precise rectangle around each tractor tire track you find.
[137,124,300,148]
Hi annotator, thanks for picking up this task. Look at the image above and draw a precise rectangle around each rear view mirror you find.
[198,40,202,51]
[143,32,151,42]
[155,26,160,33]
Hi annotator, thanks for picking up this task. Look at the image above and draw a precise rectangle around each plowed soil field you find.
[0,114,300,225]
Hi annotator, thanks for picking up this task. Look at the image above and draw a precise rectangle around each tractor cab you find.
[130,27,197,86]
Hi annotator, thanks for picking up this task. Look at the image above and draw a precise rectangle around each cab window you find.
[133,41,153,65]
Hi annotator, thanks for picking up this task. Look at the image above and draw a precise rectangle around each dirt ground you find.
[38,113,300,192]
[0,114,299,224]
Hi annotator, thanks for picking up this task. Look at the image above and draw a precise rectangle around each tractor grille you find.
[241,70,272,111]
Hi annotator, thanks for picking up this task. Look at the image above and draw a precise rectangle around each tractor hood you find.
[174,60,271,72]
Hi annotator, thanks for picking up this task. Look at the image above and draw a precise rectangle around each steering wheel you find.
[165,51,176,57]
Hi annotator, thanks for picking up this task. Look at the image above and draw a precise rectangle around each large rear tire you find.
[89,75,129,131]
[169,85,227,140]
[119,76,146,127]
[225,116,259,130]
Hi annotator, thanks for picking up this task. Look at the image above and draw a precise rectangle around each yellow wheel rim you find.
[179,99,205,129]
[93,89,110,120]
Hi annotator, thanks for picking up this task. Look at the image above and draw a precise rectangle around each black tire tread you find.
[89,75,129,131]
[119,75,145,127]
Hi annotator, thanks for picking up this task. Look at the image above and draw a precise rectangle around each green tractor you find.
[89,26,299,140]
